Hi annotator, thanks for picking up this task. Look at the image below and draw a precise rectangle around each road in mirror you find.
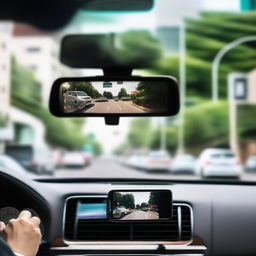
[61,81,169,114]
[110,191,171,220]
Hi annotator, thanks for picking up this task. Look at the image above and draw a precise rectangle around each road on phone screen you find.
[121,210,159,220]
[84,99,146,114]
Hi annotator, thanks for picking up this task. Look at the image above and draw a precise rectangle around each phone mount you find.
[103,67,132,125]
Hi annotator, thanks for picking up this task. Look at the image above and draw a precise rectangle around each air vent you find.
[63,197,193,242]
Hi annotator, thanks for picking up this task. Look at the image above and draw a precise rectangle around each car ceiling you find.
[0,0,83,30]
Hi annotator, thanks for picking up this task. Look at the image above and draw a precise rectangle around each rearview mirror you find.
[49,76,179,121]
[82,0,154,11]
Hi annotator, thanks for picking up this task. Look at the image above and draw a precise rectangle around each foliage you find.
[112,193,135,209]
[118,102,231,154]
[11,57,42,107]
[11,58,101,151]
[115,30,163,68]
[150,12,256,98]
[127,118,153,149]
[103,91,113,99]
[118,88,129,98]
[148,192,160,205]
[237,104,256,139]
[132,81,168,109]
[67,81,101,98]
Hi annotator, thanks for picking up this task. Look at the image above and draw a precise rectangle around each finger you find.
[18,210,32,220]
[30,216,41,227]
[34,227,42,234]
[0,221,5,231]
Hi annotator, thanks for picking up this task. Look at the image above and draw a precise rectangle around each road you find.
[54,157,256,181]
[84,100,146,114]
[121,210,159,220]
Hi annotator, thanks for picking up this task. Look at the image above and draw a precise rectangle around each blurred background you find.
[1,0,256,180]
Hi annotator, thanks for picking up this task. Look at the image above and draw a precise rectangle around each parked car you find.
[5,145,55,175]
[83,151,93,165]
[0,155,33,176]
[120,97,131,101]
[245,155,256,172]
[170,154,197,174]
[113,206,129,218]
[119,206,130,215]
[125,153,148,169]
[66,91,92,105]
[196,148,242,178]
[62,152,86,168]
[95,97,108,102]
[144,150,172,171]
[63,94,87,113]
[52,149,64,169]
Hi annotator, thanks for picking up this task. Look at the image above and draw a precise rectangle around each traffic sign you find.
[228,73,248,103]
[103,82,112,88]
[82,144,94,153]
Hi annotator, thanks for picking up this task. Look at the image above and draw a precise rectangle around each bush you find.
[134,97,146,107]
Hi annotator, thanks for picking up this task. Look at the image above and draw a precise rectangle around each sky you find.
[202,0,239,11]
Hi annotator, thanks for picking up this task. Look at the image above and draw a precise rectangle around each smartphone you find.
[108,190,172,222]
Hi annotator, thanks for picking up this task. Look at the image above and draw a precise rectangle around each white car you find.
[63,152,85,168]
[144,150,172,171]
[66,91,92,106]
[170,154,197,174]
[196,148,242,178]
[245,155,256,172]
[125,153,147,169]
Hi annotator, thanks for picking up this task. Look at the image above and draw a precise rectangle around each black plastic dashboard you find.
[1,169,256,256]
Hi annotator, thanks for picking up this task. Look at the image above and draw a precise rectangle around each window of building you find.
[1,42,6,49]
[26,47,41,53]
[28,65,37,72]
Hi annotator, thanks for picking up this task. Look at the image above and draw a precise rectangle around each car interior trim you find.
[62,195,194,246]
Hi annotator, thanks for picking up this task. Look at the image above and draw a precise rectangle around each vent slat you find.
[64,198,192,242]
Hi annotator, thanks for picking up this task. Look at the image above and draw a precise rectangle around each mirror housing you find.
[60,34,162,69]
[49,76,180,125]
[82,0,154,11]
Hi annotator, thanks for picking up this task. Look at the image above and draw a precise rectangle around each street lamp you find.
[211,35,256,102]
[177,22,186,154]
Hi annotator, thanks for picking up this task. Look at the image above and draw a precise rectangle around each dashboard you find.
[1,169,256,256]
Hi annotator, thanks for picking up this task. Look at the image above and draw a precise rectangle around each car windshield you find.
[77,92,88,96]
[1,0,256,182]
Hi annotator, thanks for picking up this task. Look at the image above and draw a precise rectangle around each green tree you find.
[148,192,160,205]
[150,12,256,98]
[11,57,102,150]
[133,81,168,109]
[103,91,113,99]
[115,30,163,68]
[121,194,135,209]
[68,81,101,98]
[113,192,122,208]
[118,88,128,98]
[11,57,42,107]
[127,118,152,148]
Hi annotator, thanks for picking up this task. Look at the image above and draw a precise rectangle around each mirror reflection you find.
[61,81,169,114]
